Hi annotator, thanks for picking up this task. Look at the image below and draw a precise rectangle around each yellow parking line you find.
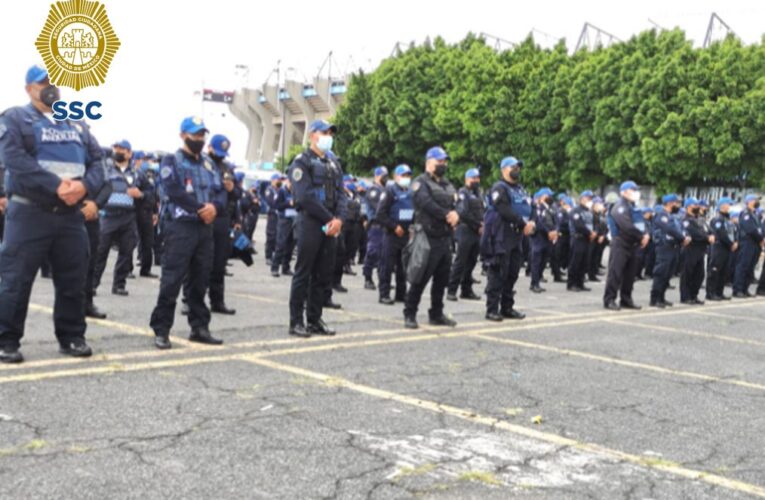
[608,318,765,348]
[243,356,765,498]
[696,309,765,324]
[473,334,765,392]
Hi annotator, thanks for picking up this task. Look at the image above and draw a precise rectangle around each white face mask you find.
[397,177,411,188]
[626,190,641,203]
[584,201,593,209]
[317,135,334,153]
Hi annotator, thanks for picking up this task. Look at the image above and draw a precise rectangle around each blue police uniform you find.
[362,167,388,288]
[376,181,414,303]
[733,205,763,296]
[149,138,226,345]
[447,172,484,299]
[205,153,239,311]
[529,189,555,291]
[481,163,531,318]
[679,206,710,304]
[136,159,159,276]
[552,199,571,280]
[264,177,280,263]
[287,142,347,331]
[332,182,362,292]
[0,100,105,355]
[707,203,737,300]
[603,183,645,309]
[271,184,297,275]
[649,201,685,306]
[568,202,594,291]
[92,155,149,294]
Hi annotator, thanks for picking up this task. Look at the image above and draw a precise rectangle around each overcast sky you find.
[2,0,762,164]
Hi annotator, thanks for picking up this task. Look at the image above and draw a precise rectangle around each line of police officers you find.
[2,65,765,362]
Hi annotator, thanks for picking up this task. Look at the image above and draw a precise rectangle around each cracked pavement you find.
[2,224,765,499]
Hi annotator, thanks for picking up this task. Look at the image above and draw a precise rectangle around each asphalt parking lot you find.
[2,225,765,499]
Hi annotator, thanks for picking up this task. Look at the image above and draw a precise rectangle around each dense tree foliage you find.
[334,30,765,192]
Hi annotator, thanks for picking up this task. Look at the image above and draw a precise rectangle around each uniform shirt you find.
[412,173,456,239]
[682,213,710,246]
[532,201,556,240]
[456,186,484,233]
[488,179,531,248]
[653,209,685,246]
[376,183,414,232]
[711,213,736,250]
[569,205,594,238]
[556,207,570,236]
[103,159,151,214]
[211,157,240,222]
[739,209,764,244]
[0,103,105,210]
[288,148,347,225]
[159,149,227,223]
[366,183,384,222]
[264,185,279,214]
[609,197,644,245]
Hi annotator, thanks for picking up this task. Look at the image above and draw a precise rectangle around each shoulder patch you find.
[617,206,625,214]
[160,166,172,179]
[292,168,303,181]
[295,153,303,161]
[412,182,421,192]
[491,191,500,201]
[380,192,386,202]
[743,215,750,220]
[715,221,722,228]
[683,221,690,227]
[459,192,465,200]
[573,213,580,220]
[661,216,668,223]
[369,191,377,199]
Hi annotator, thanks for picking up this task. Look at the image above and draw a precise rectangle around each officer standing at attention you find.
[362,166,389,290]
[264,173,281,266]
[135,152,159,278]
[707,197,737,301]
[680,197,713,305]
[567,191,595,292]
[149,116,226,349]
[288,120,347,337]
[551,195,572,282]
[446,168,484,301]
[403,147,459,329]
[376,164,414,305]
[482,156,534,322]
[587,196,609,282]
[529,187,557,294]
[649,194,687,308]
[733,194,764,298]
[603,181,649,310]
[271,176,297,277]
[92,140,148,296]
[0,65,105,363]
[82,159,113,320]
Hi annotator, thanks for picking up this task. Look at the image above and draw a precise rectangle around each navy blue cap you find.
[593,196,604,204]
[343,174,356,182]
[374,166,388,177]
[557,193,567,201]
[683,197,699,208]
[210,134,231,157]
[580,190,594,199]
[180,116,208,134]
[641,207,654,213]
[426,146,450,161]
[113,139,132,151]
[499,156,523,169]
[538,187,554,197]
[271,173,282,181]
[394,164,412,176]
[563,196,574,207]
[620,180,639,192]
[698,199,709,207]
[25,65,48,85]
[133,151,145,160]
[718,197,734,206]
[234,171,245,182]
[308,119,337,133]
[662,193,679,204]
[465,168,480,179]
[745,194,760,203]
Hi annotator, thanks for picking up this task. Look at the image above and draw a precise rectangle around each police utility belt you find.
[10,194,78,214]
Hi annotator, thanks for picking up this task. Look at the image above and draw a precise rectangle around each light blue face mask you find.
[317,135,334,153]
[397,177,411,188]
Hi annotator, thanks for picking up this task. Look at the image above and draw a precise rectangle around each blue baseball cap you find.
[346,182,356,192]
[653,205,663,212]
[538,187,554,197]
[234,171,245,182]
[731,209,741,218]
[343,174,355,182]
[683,197,699,208]
[270,173,282,181]
[133,151,145,160]
[718,197,734,207]
[359,180,370,189]
[593,196,604,204]
[562,196,574,207]
[698,199,709,207]
[394,164,412,176]
[180,116,208,134]
[662,193,679,204]
[426,146,450,161]
[557,193,567,201]
[641,207,654,213]
[209,134,231,157]
[374,166,388,177]
[620,180,639,192]
[25,65,48,85]
[745,194,760,203]
[499,156,523,169]
[580,190,594,199]
[112,139,132,150]
[465,168,480,179]
[308,119,337,133]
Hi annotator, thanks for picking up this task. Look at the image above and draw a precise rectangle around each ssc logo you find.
[51,100,102,121]
[35,0,121,91]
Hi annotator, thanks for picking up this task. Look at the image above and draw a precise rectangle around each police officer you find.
[707,197,737,301]
[603,181,649,310]
[377,164,414,305]
[264,173,281,265]
[0,65,105,363]
[635,207,655,280]
[529,187,557,293]
[271,176,297,277]
[733,194,764,298]
[404,147,458,329]
[149,116,226,349]
[83,160,113,320]
[332,176,361,292]
[568,191,595,292]
[136,152,159,278]
[679,198,714,305]
[446,168,484,301]
[287,120,347,337]
[482,156,534,321]
[363,166,388,290]
[587,196,609,282]
[649,194,687,308]
[551,194,572,282]
[92,140,148,296]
